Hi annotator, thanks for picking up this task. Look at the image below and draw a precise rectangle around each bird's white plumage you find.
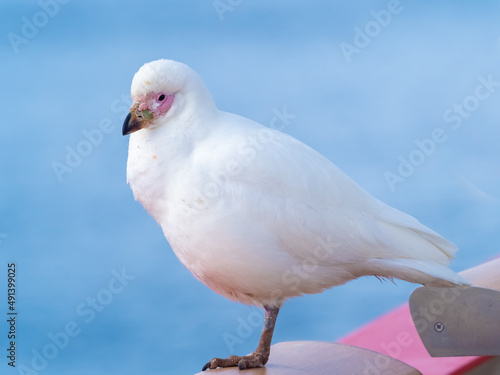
[126,59,468,308]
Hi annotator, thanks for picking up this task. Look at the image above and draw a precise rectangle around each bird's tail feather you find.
[367,258,470,287]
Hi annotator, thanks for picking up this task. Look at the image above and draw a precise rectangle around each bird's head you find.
[122,59,212,136]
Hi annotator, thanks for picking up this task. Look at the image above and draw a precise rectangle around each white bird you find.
[122,59,468,371]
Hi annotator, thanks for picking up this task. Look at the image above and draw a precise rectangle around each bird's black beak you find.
[122,111,144,136]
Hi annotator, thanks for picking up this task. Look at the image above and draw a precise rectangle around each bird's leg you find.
[202,305,280,371]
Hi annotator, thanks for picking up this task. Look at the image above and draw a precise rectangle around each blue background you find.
[1,1,499,374]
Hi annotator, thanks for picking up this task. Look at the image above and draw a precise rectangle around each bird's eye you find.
[157,93,166,102]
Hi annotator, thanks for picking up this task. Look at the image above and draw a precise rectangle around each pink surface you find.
[339,303,491,375]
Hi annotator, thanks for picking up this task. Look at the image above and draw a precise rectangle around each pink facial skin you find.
[134,92,175,119]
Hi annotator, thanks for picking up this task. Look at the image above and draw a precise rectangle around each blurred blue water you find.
[1,1,499,374]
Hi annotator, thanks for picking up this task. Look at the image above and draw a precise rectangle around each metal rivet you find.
[434,322,444,332]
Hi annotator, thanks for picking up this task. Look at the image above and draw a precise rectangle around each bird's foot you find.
[202,352,267,371]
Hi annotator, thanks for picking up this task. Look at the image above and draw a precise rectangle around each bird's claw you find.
[202,353,266,371]
[202,355,240,371]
